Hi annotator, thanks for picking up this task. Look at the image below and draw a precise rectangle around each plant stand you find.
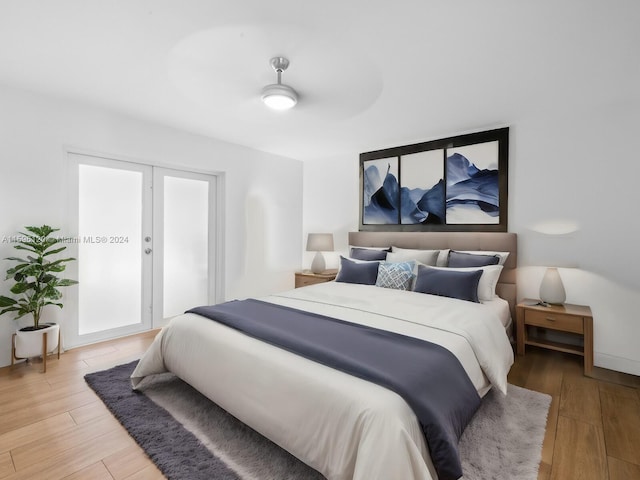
[11,328,61,373]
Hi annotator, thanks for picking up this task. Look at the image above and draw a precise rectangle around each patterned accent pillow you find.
[375,261,415,291]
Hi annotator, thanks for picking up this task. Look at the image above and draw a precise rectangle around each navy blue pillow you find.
[413,265,482,303]
[335,256,379,285]
[350,247,389,261]
[448,250,500,268]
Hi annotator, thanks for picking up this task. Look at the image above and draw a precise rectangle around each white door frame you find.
[65,148,225,348]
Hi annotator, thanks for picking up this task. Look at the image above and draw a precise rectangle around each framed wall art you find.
[359,127,509,232]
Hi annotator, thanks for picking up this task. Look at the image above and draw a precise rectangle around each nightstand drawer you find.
[524,310,584,334]
[296,276,328,288]
[294,270,338,288]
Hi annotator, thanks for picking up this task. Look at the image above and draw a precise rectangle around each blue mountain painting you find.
[363,164,399,224]
[446,153,499,222]
[363,164,444,224]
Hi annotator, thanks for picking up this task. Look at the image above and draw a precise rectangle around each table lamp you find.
[306,233,334,274]
[539,267,566,305]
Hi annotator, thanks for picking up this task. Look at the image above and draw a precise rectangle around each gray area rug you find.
[85,361,551,480]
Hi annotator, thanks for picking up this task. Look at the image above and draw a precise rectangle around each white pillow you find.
[390,246,449,267]
[387,249,439,266]
[429,265,503,301]
[454,250,510,265]
[337,255,380,267]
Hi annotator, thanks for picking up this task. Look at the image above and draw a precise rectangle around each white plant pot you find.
[14,323,60,359]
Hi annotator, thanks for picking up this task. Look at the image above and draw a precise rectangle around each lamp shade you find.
[539,267,566,305]
[306,233,334,252]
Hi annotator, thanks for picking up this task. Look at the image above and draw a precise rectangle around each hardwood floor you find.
[0,330,163,480]
[1,333,639,479]
[509,346,640,480]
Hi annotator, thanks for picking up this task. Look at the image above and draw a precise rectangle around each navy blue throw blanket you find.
[187,299,481,480]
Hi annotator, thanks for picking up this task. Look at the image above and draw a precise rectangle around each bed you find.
[131,232,517,480]
[348,231,518,335]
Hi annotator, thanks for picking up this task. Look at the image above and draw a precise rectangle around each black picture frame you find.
[359,127,509,232]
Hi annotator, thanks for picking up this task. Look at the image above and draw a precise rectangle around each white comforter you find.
[131,282,514,480]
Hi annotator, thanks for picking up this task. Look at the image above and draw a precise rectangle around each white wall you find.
[302,155,358,271]
[303,103,640,376]
[0,84,303,367]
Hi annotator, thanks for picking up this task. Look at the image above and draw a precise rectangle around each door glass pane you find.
[78,165,143,334]
[163,176,209,317]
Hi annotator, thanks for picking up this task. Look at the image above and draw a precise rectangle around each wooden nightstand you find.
[295,269,338,288]
[516,299,593,375]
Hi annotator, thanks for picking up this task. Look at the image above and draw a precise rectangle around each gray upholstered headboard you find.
[348,231,518,319]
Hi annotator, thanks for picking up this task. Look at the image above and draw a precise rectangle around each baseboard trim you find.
[595,352,640,376]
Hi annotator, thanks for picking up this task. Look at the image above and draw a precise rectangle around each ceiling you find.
[0,0,638,161]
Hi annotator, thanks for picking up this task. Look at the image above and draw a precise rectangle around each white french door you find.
[66,152,219,347]
[152,168,217,326]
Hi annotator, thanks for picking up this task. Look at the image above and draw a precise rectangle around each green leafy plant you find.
[0,225,78,330]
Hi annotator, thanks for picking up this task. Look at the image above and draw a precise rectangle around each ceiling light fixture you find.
[261,57,298,111]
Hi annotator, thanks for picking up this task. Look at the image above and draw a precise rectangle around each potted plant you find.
[0,225,78,366]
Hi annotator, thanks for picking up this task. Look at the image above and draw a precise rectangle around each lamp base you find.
[310,251,326,274]
[539,267,566,305]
